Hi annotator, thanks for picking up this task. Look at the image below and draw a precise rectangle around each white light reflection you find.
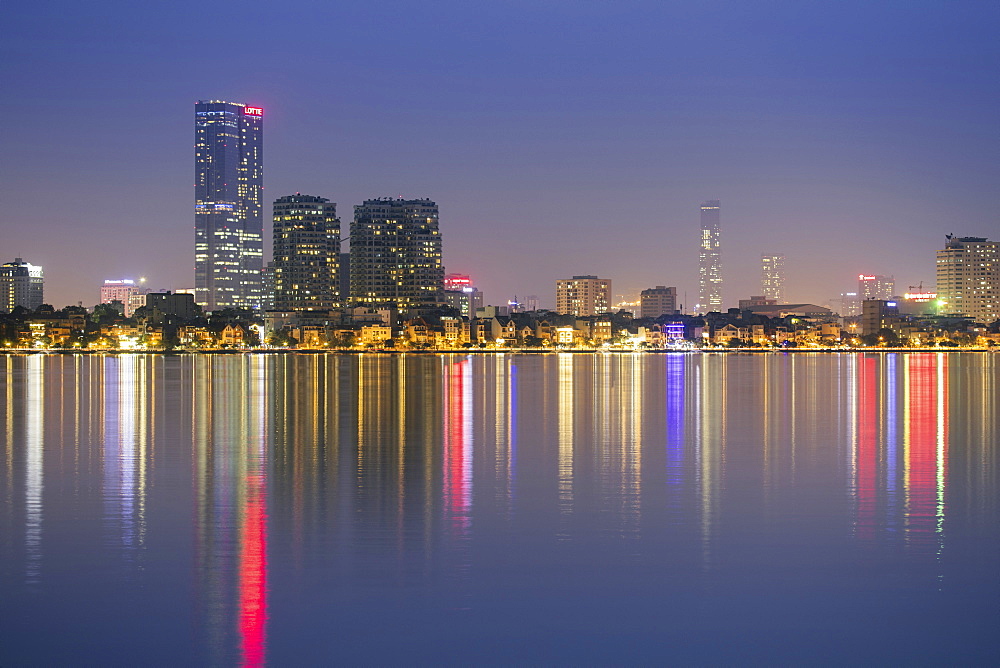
[557,354,574,520]
[25,354,44,583]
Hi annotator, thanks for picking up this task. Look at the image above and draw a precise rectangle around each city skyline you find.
[3,2,999,310]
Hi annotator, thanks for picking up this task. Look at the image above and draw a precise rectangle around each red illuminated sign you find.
[859,275,876,281]
[244,107,263,116]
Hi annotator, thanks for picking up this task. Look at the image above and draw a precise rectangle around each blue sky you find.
[3,0,998,308]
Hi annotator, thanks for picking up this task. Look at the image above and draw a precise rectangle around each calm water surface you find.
[1,352,998,665]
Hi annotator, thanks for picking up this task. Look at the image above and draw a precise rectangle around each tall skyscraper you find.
[350,198,444,309]
[698,200,722,312]
[556,276,611,316]
[761,253,785,302]
[271,194,340,312]
[858,274,895,301]
[936,235,999,324]
[194,100,263,312]
[0,258,43,312]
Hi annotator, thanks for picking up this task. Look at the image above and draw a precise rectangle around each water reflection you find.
[25,354,43,583]
[850,353,952,557]
[193,355,271,666]
[1,352,998,664]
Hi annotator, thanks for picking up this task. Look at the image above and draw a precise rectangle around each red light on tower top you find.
[244,106,263,116]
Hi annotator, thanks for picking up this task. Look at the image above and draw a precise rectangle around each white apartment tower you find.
[936,235,999,324]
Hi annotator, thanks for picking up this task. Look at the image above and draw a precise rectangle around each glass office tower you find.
[194,100,263,311]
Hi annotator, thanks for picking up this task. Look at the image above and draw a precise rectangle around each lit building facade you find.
[556,275,611,316]
[858,274,895,301]
[194,100,264,312]
[272,194,340,312]
[445,288,483,318]
[0,258,43,312]
[349,198,444,309]
[640,286,677,318]
[836,291,861,317]
[936,236,999,324]
[862,299,899,337]
[698,200,722,312]
[761,253,785,302]
[100,279,146,316]
[443,273,483,317]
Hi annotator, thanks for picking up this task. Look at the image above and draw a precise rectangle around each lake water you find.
[1,352,998,665]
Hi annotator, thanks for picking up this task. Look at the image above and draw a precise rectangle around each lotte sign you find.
[244,107,263,116]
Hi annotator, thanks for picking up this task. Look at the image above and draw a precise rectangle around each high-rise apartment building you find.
[936,236,999,324]
[698,200,722,312]
[761,253,785,302]
[272,194,340,312]
[350,198,444,309]
[0,258,43,312]
[858,274,895,301]
[194,100,263,312]
[640,286,677,319]
[556,276,611,316]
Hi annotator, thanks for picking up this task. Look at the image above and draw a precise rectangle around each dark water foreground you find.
[1,353,998,665]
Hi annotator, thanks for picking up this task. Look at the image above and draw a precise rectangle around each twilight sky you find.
[2,0,998,310]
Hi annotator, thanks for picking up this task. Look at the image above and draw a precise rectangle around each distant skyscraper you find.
[698,200,722,312]
[350,198,444,309]
[937,235,999,324]
[0,258,43,312]
[194,100,263,312]
[761,253,785,302]
[837,292,861,317]
[640,286,677,319]
[858,274,895,301]
[556,276,611,316]
[271,194,340,312]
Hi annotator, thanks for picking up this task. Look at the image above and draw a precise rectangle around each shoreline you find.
[0,347,994,356]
